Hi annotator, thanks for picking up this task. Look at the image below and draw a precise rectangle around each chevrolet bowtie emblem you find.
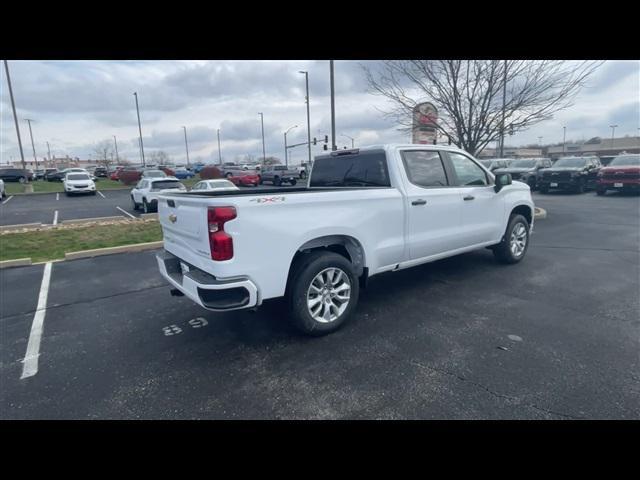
[168,214,177,223]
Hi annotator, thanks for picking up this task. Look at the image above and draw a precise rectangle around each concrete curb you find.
[534,207,547,220]
[62,215,129,224]
[0,258,32,269]
[0,223,43,232]
[64,241,163,260]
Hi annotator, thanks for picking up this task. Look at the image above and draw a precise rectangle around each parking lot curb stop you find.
[64,241,164,260]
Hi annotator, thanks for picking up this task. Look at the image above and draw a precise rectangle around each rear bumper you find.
[156,249,259,311]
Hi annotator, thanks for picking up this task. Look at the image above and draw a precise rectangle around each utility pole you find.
[133,92,145,166]
[299,71,312,164]
[24,119,39,170]
[217,129,222,165]
[258,113,266,164]
[562,126,566,154]
[182,126,190,167]
[113,135,119,162]
[500,60,507,158]
[329,60,337,151]
[4,60,26,170]
[46,141,52,162]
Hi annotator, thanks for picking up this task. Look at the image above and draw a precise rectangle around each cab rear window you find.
[151,181,183,190]
[310,150,390,187]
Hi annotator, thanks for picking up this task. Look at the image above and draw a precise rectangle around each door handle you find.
[463,195,475,201]
[411,199,427,206]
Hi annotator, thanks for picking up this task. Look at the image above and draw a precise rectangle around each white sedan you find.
[190,179,239,192]
[63,172,96,196]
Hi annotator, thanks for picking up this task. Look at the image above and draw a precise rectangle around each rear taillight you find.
[207,206,236,261]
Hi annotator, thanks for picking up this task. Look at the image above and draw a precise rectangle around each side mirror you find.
[494,173,512,193]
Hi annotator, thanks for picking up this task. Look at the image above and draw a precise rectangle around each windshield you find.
[610,155,640,166]
[67,174,90,181]
[151,180,184,191]
[509,160,537,168]
[554,158,586,168]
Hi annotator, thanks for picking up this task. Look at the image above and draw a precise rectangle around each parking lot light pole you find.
[182,126,190,167]
[341,133,355,148]
[46,141,52,162]
[538,136,543,147]
[258,113,266,164]
[3,60,26,170]
[299,71,312,165]
[113,135,119,163]
[609,124,618,150]
[24,118,39,170]
[217,129,222,165]
[499,60,507,158]
[284,125,298,168]
[330,61,337,151]
[563,126,566,154]
[133,92,146,167]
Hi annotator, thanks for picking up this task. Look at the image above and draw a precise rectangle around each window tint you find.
[402,151,448,187]
[310,150,390,187]
[448,153,489,186]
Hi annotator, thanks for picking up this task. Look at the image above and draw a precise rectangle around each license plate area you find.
[550,182,558,187]
[614,183,624,188]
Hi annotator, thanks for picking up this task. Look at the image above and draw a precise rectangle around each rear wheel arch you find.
[286,235,367,294]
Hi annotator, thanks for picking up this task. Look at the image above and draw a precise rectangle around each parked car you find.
[46,167,88,182]
[190,179,240,192]
[34,169,46,180]
[0,179,5,199]
[226,170,260,187]
[0,168,33,183]
[131,177,186,213]
[142,169,169,179]
[260,165,298,186]
[596,154,640,195]
[109,166,125,181]
[118,167,145,185]
[479,159,511,172]
[63,172,96,196]
[156,144,534,336]
[172,167,195,180]
[193,163,207,173]
[94,166,108,177]
[494,158,552,190]
[44,168,59,181]
[538,156,601,193]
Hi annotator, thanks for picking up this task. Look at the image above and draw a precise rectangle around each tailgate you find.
[158,193,213,264]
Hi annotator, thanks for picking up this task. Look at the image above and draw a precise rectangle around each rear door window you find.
[310,149,390,187]
[401,151,448,187]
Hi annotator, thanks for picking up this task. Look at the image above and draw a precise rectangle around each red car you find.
[226,170,260,187]
[109,166,124,181]
[596,154,640,195]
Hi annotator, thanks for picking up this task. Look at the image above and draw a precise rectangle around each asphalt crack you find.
[409,360,583,420]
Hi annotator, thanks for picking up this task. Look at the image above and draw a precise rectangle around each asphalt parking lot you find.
[1,191,638,419]
[0,183,302,226]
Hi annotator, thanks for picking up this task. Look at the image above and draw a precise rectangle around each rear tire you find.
[300,171,307,179]
[274,176,281,186]
[596,188,606,196]
[287,251,360,336]
[493,214,530,264]
[575,179,585,193]
[290,179,297,186]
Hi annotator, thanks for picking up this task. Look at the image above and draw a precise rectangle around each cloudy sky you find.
[1,60,638,165]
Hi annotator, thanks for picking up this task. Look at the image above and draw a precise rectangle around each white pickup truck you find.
[157,144,534,336]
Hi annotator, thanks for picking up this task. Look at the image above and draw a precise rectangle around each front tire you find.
[131,195,139,210]
[493,214,530,264]
[287,251,360,336]
[143,198,150,213]
[290,179,297,186]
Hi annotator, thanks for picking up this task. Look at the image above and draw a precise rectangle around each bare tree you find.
[363,60,603,156]
[148,150,172,165]
[93,140,113,168]
[263,156,282,165]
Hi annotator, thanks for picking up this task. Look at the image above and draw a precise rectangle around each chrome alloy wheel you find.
[306,267,351,323]
[510,222,527,257]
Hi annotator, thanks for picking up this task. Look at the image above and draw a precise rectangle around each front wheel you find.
[289,179,297,186]
[287,251,360,336]
[575,178,586,193]
[131,195,139,210]
[493,214,530,264]
[596,188,606,196]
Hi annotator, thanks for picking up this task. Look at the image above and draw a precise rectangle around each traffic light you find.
[324,135,328,143]
[323,144,328,150]
[313,137,317,145]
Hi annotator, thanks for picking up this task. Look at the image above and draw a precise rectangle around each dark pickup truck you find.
[538,156,601,193]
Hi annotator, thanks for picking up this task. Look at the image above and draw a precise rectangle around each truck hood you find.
[599,166,640,174]
[540,167,584,173]
[494,167,536,174]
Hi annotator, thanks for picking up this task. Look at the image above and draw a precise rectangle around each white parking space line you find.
[97,190,105,198]
[116,206,136,219]
[56,193,59,201]
[53,210,58,225]
[21,262,53,379]
[2,195,13,205]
